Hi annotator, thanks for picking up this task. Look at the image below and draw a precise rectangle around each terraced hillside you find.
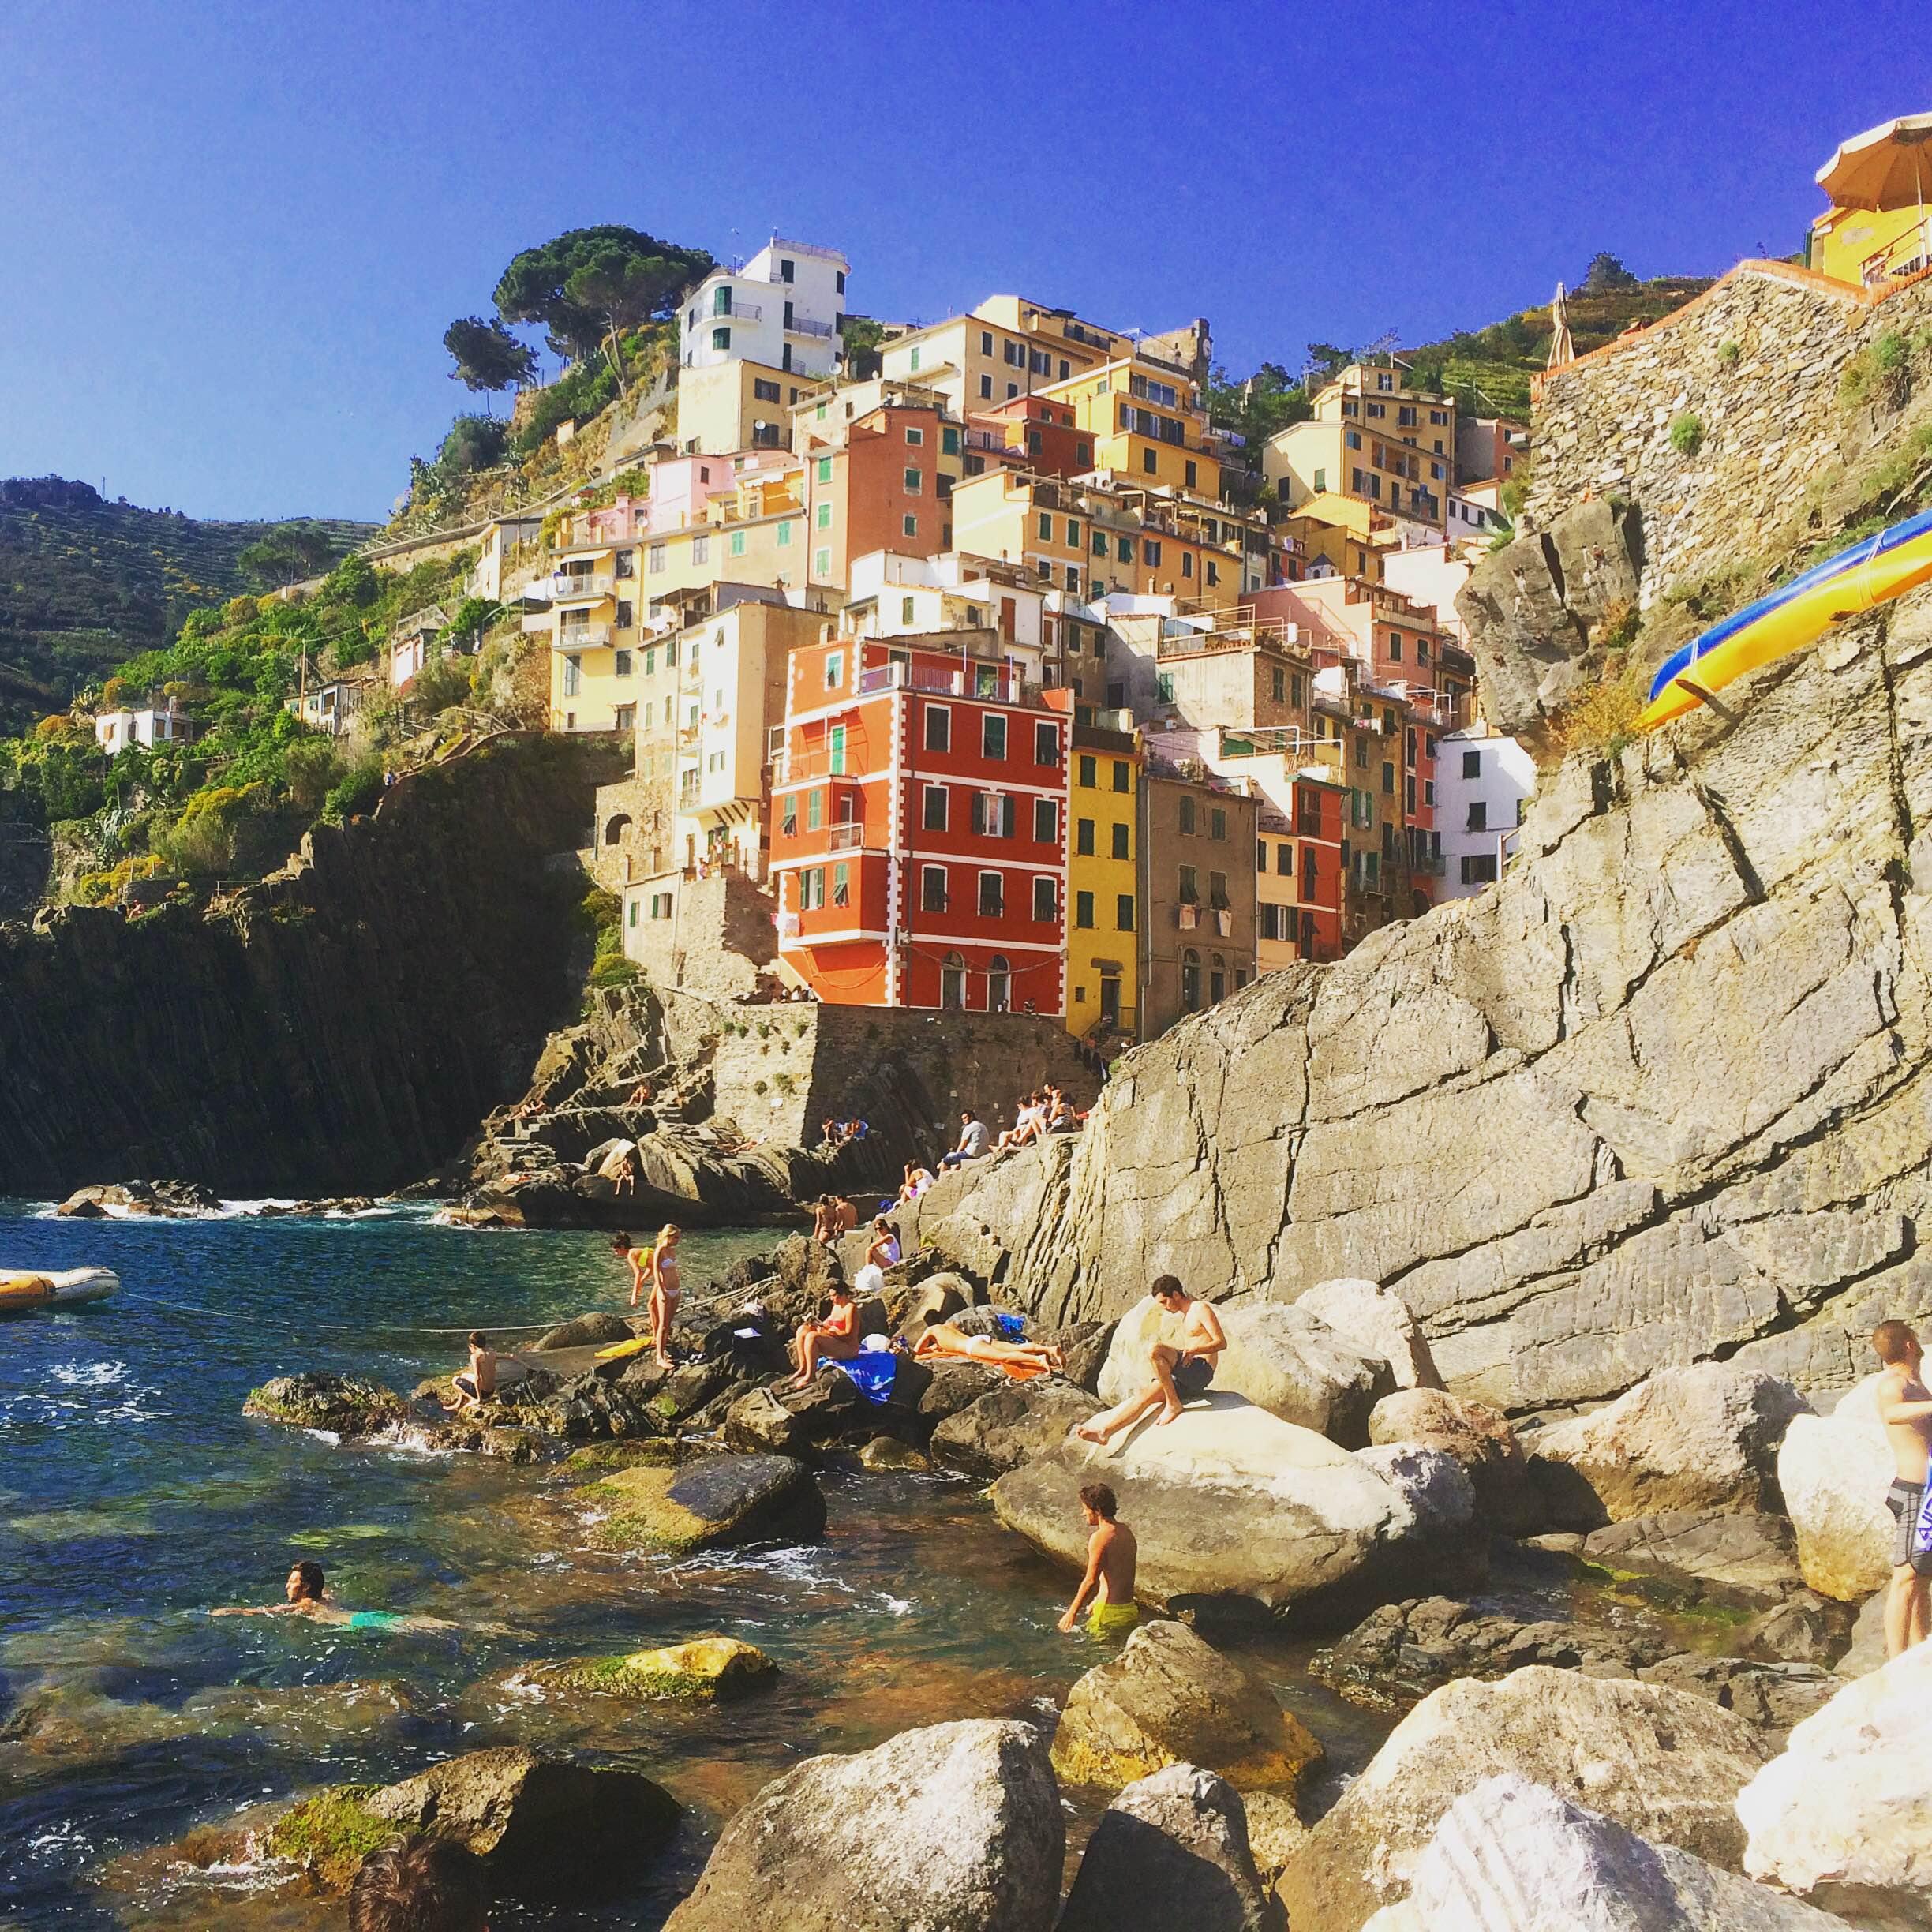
[0,477,373,734]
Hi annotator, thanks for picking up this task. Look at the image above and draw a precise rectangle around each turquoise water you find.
[0,1204,1390,1928]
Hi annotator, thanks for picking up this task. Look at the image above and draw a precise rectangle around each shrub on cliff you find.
[322,757,386,825]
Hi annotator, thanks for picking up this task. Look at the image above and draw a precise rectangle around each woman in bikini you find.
[647,1223,681,1367]
[787,1280,864,1387]
[912,1322,1065,1376]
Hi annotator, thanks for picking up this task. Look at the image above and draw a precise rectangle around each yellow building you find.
[1812,203,1930,286]
[1810,114,1932,286]
[1264,362,1455,534]
[1036,355,1222,499]
[1065,713,1142,1042]
[676,356,814,454]
[878,295,1132,414]
[1279,496,1398,582]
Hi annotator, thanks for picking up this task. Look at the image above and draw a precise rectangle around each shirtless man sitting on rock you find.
[1874,1318,1932,1656]
[1076,1274,1226,1443]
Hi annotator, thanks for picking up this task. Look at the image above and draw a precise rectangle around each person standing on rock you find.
[1074,1275,1226,1443]
[1057,1481,1139,1638]
[645,1223,682,1367]
[1874,1319,1932,1656]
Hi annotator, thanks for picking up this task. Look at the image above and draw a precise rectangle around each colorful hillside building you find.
[1065,705,1142,1044]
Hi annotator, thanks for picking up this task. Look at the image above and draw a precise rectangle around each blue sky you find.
[1,0,1922,522]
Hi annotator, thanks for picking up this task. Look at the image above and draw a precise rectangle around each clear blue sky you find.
[2,0,1923,522]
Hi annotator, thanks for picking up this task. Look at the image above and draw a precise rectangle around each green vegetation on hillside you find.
[0,545,481,899]
[0,477,373,736]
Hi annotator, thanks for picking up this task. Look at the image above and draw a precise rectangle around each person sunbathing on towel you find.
[912,1322,1065,1375]
[786,1281,863,1387]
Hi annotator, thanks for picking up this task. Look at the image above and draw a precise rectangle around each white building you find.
[680,238,849,381]
[841,549,1046,654]
[1435,724,1537,897]
[95,697,197,756]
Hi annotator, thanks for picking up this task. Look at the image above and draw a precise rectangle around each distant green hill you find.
[0,477,374,734]
[1406,273,1717,421]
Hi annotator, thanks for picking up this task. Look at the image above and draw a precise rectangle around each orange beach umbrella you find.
[1816,114,1932,211]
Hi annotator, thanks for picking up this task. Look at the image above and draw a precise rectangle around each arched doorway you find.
[1181,948,1201,1013]
[942,951,967,1010]
[1210,952,1226,1004]
[604,813,632,846]
[987,954,1010,1013]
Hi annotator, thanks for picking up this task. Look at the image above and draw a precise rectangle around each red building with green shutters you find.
[769,626,1068,1012]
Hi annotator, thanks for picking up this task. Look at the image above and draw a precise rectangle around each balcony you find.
[555,623,613,650]
[826,821,864,852]
[856,661,1020,702]
[551,571,615,601]
[707,299,762,323]
[786,315,834,339]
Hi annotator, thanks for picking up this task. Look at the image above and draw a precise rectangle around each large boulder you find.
[663,1718,1062,1932]
[1051,1619,1323,1795]
[1527,1365,1810,1525]
[1359,1774,1853,1931]
[1097,1296,1392,1445]
[1274,1666,1777,1932]
[991,1396,1425,1619]
[1738,1639,1932,1928]
[577,1453,826,1555]
[1296,1279,1440,1391]
[1777,1373,1899,1601]
[1368,1387,1532,1530]
[1582,1508,1807,1606]
[932,1383,1099,1478]
[723,1379,856,1457]
[264,1747,679,1897]
[1058,1763,1273,1932]
[243,1372,406,1438]
[533,1311,637,1353]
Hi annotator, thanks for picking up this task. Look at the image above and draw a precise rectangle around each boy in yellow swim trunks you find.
[1057,1481,1139,1638]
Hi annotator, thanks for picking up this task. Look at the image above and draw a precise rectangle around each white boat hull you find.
[0,1267,120,1315]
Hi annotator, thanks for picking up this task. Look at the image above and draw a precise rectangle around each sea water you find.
[0,1204,1391,1928]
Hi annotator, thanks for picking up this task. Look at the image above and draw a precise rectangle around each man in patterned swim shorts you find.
[1874,1320,1932,1657]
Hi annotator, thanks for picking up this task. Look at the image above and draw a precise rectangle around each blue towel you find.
[836,1350,898,1404]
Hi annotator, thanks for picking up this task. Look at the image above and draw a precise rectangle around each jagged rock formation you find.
[911,591,1932,1413]
[0,736,623,1197]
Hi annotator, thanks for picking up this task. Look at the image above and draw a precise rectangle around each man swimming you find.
[1075,1275,1226,1442]
[1057,1482,1138,1638]
[212,1561,455,1632]
[1874,1318,1932,1657]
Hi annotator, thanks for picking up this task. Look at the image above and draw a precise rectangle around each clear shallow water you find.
[0,1205,1391,1928]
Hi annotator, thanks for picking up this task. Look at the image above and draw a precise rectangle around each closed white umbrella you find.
[1545,283,1575,371]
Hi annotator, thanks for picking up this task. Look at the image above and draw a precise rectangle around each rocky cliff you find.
[910,274,1932,1412]
[0,735,622,1198]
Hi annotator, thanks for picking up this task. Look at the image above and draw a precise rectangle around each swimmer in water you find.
[211,1561,457,1632]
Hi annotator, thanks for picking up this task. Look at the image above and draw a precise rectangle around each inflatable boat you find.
[0,1267,120,1316]
[1641,506,1932,729]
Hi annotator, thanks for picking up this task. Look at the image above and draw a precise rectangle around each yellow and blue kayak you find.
[1641,507,1932,729]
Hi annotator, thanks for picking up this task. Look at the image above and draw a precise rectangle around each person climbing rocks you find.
[1057,1481,1138,1638]
[1874,1318,1932,1657]
[447,1331,520,1413]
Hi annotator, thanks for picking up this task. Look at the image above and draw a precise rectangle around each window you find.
[648,542,666,572]
[1115,535,1133,563]
[563,653,582,697]
[1461,853,1500,885]
[829,723,847,775]
[1091,530,1108,556]
[903,514,919,537]
[1181,552,1194,579]
[1185,459,1198,489]
[614,649,632,677]
[1077,754,1097,788]
[972,792,1017,837]
[1178,796,1196,834]
[1076,889,1095,928]
[1209,870,1229,910]
[814,547,831,576]
[979,373,994,399]
[906,425,924,446]
[805,788,823,832]
[1181,948,1201,1013]
[1388,634,1402,663]
[1178,863,1198,904]
[800,867,825,911]
[980,329,994,355]
[1143,538,1162,566]
[983,713,1007,759]
[941,949,965,1007]
[1382,762,1395,796]
[922,865,948,912]
[1467,800,1488,831]
[779,256,795,282]
[711,326,731,351]
[1112,760,1130,794]
[979,871,1003,917]
[1034,797,1058,844]
[1034,721,1060,766]
[1156,672,1175,705]
[1271,666,1286,704]
[1032,876,1056,922]
[729,530,747,558]
[1104,822,1125,865]
[754,377,781,402]
[815,455,833,485]
[919,783,949,833]
[1276,842,1294,876]
[1116,893,1134,931]
[651,891,673,919]
[781,794,798,837]
[627,898,639,929]
[1260,902,1281,942]
[904,467,923,492]
[1257,838,1269,873]
[1076,818,1095,856]
[1312,466,1327,492]
[926,705,950,751]
[1209,807,1226,841]
[776,519,792,548]
[1462,748,1481,778]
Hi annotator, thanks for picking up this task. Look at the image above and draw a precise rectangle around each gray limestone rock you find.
[663,1718,1062,1932]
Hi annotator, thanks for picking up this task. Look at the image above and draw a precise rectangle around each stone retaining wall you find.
[1527,260,1932,601]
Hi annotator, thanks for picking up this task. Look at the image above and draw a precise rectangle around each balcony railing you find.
[707,299,762,322]
[826,822,863,852]
[856,661,1019,702]
[551,571,615,601]
[555,623,612,649]
[786,315,834,338]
